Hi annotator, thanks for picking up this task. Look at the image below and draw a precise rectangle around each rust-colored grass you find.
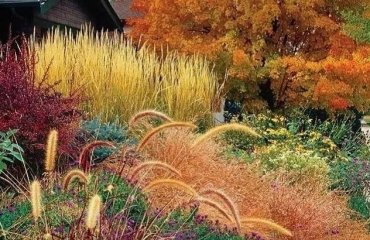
[241,217,292,237]
[200,188,241,233]
[131,128,370,239]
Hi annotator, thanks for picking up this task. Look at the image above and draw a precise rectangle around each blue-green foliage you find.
[81,119,130,163]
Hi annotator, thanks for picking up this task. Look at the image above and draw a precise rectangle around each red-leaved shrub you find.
[0,40,81,168]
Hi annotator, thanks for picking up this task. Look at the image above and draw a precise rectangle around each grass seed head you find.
[86,194,101,230]
[129,110,173,130]
[79,141,115,172]
[62,169,89,191]
[143,179,198,197]
[30,180,42,222]
[44,130,58,172]
[137,122,196,151]
[192,123,260,147]
[130,161,182,181]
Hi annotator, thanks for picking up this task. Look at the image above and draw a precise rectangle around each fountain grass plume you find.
[195,196,234,222]
[62,169,89,191]
[86,194,101,230]
[200,188,241,232]
[79,141,115,172]
[143,178,198,197]
[241,217,293,237]
[137,122,197,151]
[192,123,260,147]
[44,130,58,172]
[130,161,182,181]
[129,110,173,129]
[30,180,42,221]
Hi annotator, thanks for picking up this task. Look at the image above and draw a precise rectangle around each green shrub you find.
[256,142,329,180]
[91,171,147,221]
[349,194,370,220]
[0,130,24,173]
[0,199,31,231]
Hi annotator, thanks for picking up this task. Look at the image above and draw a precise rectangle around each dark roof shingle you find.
[111,0,141,20]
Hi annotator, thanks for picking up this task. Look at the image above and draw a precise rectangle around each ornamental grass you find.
[31,27,219,123]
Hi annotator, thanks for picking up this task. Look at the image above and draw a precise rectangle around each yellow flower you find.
[105,184,114,193]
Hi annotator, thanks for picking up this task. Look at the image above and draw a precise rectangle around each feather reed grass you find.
[30,180,42,222]
[31,27,219,123]
[137,122,196,151]
[62,169,89,191]
[86,194,101,230]
[130,161,181,181]
[44,130,58,172]
[192,123,260,147]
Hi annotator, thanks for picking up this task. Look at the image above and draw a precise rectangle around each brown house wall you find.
[35,0,96,29]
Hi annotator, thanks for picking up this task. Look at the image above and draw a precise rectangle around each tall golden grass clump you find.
[86,194,101,230]
[31,27,219,123]
[44,130,58,172]
[30,180,42,221]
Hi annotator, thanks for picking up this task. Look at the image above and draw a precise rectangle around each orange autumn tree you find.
[129,0,370,113]
[268,34,370,111]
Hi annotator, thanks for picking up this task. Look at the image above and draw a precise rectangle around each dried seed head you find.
[143,179,198,197]
[44,130,58,172]
[86,194,101,229]
[30,180,42,221]
[192,123,260,147]
[62,169,88,191]
[137,122,196,151]
[130,161,182,181]
[129,110,173,130]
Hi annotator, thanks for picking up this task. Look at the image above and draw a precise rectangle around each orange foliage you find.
[129,0,370,112]
[268,41,370,112]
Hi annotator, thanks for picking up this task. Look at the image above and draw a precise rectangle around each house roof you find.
[111,0,141,20]
[0,0,123,31]
[0,0,43,7]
